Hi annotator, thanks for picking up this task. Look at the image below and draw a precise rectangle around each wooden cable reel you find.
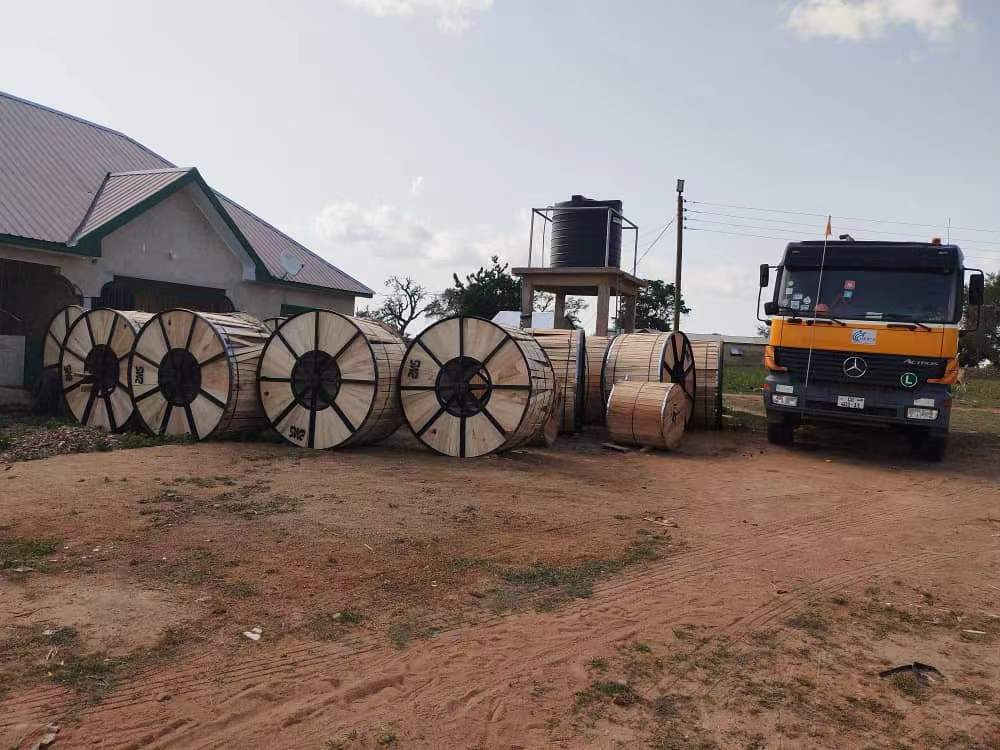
[530,385,563,447]
[59,308,152,430]
[601,331,696,424]
[129,309,269,439]
[690,339,724,429]
[258,310,404,449]
[606,381,686,450]
[43,304,84,371]
[583,334,611,425]
[399,316,555,457]
[526,328,585,433]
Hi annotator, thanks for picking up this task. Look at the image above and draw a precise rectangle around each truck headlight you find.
[906,407,938,421]
[772,393,798,407]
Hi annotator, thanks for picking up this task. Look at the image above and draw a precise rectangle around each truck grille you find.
[774,347,946,389]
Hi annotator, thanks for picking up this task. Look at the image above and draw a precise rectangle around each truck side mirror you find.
[764,301,778,316]
[759,264,770,288]
[969,273,985,306]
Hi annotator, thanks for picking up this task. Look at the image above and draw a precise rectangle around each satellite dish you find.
[279,250,304,278]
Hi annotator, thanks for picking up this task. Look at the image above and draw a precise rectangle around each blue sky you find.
[3,0,997,334]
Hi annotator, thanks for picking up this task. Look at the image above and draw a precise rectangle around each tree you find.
[634,279,690,331]
[534,292,587,329]
[357,275,431,337]
[958,272,999,366]
[426,256,521,321]
[428,256,589,328]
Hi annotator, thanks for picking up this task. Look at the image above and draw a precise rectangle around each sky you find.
[3,0,998,335]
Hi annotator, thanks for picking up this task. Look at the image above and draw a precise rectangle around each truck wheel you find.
[767,419,795,446]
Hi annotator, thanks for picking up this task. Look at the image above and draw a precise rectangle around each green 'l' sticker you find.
[900,372,918,388]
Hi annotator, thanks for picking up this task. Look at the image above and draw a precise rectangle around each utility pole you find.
[672,178,685,332]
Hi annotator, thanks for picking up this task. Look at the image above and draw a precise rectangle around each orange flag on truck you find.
[825,215,832,238]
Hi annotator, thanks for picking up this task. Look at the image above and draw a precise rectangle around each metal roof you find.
[72,169,192,242]
[0,91,372,297]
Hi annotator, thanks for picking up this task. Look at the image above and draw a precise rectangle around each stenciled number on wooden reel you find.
[399,316,555,458]
[60,308,152,431]
[257,310,404,450]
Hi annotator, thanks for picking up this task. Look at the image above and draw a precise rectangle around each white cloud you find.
[786,0,961,41]
[338,0,495,33]
[410,175,424,196]
[314,200,523,279]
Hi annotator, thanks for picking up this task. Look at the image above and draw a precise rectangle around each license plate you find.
[837,396,864,410]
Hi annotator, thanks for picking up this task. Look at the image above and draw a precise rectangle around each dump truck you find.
[758,240,985,460]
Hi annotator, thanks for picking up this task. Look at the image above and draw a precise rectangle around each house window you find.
[730,347,744,357]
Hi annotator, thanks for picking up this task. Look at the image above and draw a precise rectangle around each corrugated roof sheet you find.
[72,168,192,242]
[0,92,372,296]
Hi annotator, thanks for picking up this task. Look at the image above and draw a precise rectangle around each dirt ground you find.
[1,408,999,749]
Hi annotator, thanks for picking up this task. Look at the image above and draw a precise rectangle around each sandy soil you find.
[1,420,998,749]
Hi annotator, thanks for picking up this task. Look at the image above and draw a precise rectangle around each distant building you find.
[492,311,556,329]
[723,335,767,365]
[0,92,372,388]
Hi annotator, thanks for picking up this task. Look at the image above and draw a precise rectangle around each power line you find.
[636,217,675,268]
[688,199,1000,235]
[686,223,1000,261]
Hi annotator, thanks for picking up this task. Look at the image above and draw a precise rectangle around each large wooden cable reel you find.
[129,309,269,439]
[399,316,555,457]
[602,331,696,425]
[43,304,84,371]
[690,338,723,429]
[257,310,404,449]
[583,334,611,425]
[607,381,686,450]
[59,308,152,430]
[526,328,585,433]
[663,331,697,425]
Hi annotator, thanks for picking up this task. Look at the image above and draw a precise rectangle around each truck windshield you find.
[775,267,958,323]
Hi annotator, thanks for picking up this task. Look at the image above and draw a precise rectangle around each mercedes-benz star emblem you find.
[843,356,868,378]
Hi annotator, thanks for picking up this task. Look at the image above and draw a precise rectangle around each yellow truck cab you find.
[759,240,985,460]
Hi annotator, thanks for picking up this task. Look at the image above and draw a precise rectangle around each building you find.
[721,335,767,366]
[0,92,372,389]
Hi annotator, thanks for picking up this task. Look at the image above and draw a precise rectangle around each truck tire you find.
[767,419,795,446]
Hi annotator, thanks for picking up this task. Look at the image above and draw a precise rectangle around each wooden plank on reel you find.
[399,316,555,458]
[43,304,84,371]
[258,310,405,449]
[690,338,723,429]
[606,381,686,450]
[583,334,611,425]
[526,328,585,433]
[602,331,696,425]
[60,308,153,431]
[129,309,270,439]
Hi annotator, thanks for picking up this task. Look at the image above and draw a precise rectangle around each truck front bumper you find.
[762,373,951,434]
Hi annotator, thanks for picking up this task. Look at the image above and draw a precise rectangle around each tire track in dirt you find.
[0,486,920,727]
[2,501,923,745]
[698,550,960,701]
[83,554,960,750]
[0,486,855,720]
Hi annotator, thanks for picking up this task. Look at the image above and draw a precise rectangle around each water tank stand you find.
[512,267,647,337]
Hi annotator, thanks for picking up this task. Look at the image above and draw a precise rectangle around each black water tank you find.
[549,195,623,268]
